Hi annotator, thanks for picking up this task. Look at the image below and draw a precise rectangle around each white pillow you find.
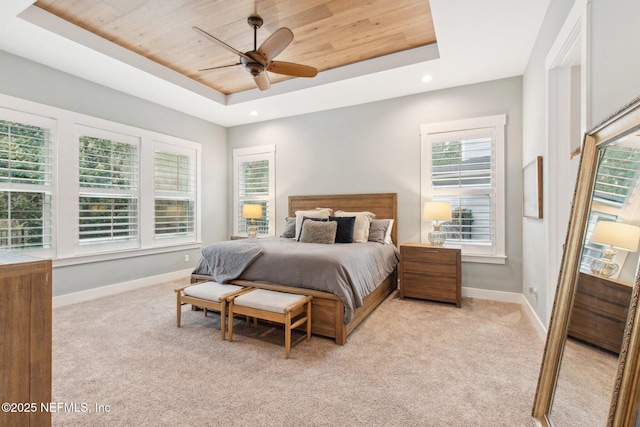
[334,211,375,242]
[383,219,394,244]
[295,208,332,238]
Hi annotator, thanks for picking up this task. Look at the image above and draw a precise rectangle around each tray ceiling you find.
[34,0,437,95]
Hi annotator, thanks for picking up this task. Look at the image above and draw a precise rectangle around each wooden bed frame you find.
[191,192,398,345]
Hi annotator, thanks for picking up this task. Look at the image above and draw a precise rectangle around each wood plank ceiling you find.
[34,0,436,95]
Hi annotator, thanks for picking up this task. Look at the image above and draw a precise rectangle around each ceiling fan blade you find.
[193,26,253,62]
[198,63,241,72]
[267,61,318,78]
[254,71,271,91]
[257,27,293,63]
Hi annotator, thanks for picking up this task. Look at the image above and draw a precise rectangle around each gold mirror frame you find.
[532,96,640,427]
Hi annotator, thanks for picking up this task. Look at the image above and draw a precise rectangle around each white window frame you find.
[153,140,199,247]
[233,145,275,237]
[0,93,202,265]
[421,115,506,264]
[75,125,140,255]
[0,107,55,258]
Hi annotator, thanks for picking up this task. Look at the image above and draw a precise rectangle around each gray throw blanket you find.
[198,240,263,283]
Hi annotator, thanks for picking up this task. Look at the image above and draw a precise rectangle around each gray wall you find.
[522,0,640,324]
[590,0,640,124]
[0,50,228,296]
[228,76,524,294]
[521,0,578,323]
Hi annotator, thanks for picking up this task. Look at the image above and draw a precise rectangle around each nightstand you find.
[399,243,461,307]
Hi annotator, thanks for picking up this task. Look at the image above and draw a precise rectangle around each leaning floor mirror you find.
[532,96,640,427]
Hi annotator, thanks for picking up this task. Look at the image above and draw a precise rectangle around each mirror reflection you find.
[551,136,640,425]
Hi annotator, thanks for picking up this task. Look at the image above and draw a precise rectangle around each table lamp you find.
[242,204,262,238]
[589,220,640,277]
[423,201,452,246]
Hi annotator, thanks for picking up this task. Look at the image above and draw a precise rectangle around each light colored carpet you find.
[550,338,618,426]
[52,278,544,426]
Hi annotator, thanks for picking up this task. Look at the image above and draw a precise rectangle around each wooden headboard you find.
[288,193,398,245]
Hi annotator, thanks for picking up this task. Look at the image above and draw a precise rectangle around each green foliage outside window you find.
[0,120,50,250]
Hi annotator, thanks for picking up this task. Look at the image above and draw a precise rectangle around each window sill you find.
[52,242,202,267]
[462,254,507,264]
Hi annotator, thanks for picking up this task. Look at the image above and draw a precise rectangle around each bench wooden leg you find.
[285,311,292,359]
[176,292,182,327]
[306,300,312,342]
[228,302,234,342]
[220,301,226,340]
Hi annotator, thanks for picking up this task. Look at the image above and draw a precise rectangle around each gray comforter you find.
[192,238,399,323]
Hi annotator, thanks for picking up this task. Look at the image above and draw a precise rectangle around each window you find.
[579,144,640,276]
[154,143,196,242]
[0,109,53,252]
[233,145,275,237]
[0,93,201,262]
[77,126,139,252]
[421,115,506,263]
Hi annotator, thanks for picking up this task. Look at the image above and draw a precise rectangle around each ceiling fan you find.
[193,15,318,91]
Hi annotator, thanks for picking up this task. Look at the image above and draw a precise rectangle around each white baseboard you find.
[462,286,548,342]
[520,295,548,342]
[52,268,192,308]
[462,286,523,303]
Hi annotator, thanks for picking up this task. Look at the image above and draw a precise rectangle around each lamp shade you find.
[242,204,263,220]
[423,201,452,222]
[590,221,640,252]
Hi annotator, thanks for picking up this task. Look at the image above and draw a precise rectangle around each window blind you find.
[592,145,640,208]
[237,158,270,235]
[155,198,195,236]
[79,136,137,189]
[78,134,138,244]
[429,135,495,245]
[79,195,137,243]
[154,151,194,193]
[154,149,196,238]
[0,119,53,250]
[580,145,640,273]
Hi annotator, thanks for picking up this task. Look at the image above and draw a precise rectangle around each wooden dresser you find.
[567,272,632,354]
[0,253,52,427]
[399,243,461,307]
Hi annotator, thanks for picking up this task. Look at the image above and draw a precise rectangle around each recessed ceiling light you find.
[250,111,258,116]
[421,75,433,83]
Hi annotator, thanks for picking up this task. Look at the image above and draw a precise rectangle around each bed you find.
[191,193,399,345]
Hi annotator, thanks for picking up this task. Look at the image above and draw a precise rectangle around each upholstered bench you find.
[175,281,251,340]
[227,289,313,359]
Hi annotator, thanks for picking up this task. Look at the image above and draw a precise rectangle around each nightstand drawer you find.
[401,247,457,265]
[402,272,458,302]
[402,260,457,276]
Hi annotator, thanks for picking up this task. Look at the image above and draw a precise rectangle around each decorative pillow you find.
[368,219,394,244]
[383,219,394,244]
[329,216,356,243]
[333,211,375,242]
[297,216,328,241]
[294,208,332,239]
[299,220,338,244]
[280,217,296,238]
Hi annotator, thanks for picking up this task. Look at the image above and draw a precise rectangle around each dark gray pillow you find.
[329,216,355,243]
[280,217,296,238]
[368,219,390,244]
[299,220,338,244]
